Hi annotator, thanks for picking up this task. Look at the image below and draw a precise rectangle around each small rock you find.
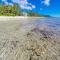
[34,47,46,56]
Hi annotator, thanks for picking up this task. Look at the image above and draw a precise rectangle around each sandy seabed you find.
[0,17,60,60]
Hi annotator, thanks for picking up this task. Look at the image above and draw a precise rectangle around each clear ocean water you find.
[24,17,60,36]
[34,18,60,31]
[34,18,60,35]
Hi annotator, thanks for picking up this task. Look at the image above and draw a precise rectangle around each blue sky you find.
[0,0,60,17]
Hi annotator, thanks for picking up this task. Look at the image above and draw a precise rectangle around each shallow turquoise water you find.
[34,18,60,30]
[34,18,60,36]
[24,18,60,36]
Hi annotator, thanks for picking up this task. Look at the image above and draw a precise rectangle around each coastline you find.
[0,16,45,21]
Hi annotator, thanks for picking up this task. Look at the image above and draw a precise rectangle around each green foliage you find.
[0,4,43,16]
[27,12,43,17]
[0,3,22,16]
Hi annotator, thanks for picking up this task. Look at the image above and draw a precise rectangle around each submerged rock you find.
[25,27,60,60]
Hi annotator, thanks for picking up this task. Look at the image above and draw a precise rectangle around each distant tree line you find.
[0,3,22,16]
[0,3,42,16]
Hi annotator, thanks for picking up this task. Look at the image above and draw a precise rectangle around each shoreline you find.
[0,16,45,21]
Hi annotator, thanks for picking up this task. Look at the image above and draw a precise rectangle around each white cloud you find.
[5,1,8,5]
[32,5,36,8]
[18,0,36,10]
[1,0,36,10]
[20,4,35,10]
[2,0,13,6]
[12,0,21,3]
[20,5,32,10]
[9,3,13,6]
[42,0,50,6]
[2,0,8,5]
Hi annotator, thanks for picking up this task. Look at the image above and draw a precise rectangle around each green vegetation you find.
[27,12,43,17]
[0,3,22,16]
[0,3,43,16]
